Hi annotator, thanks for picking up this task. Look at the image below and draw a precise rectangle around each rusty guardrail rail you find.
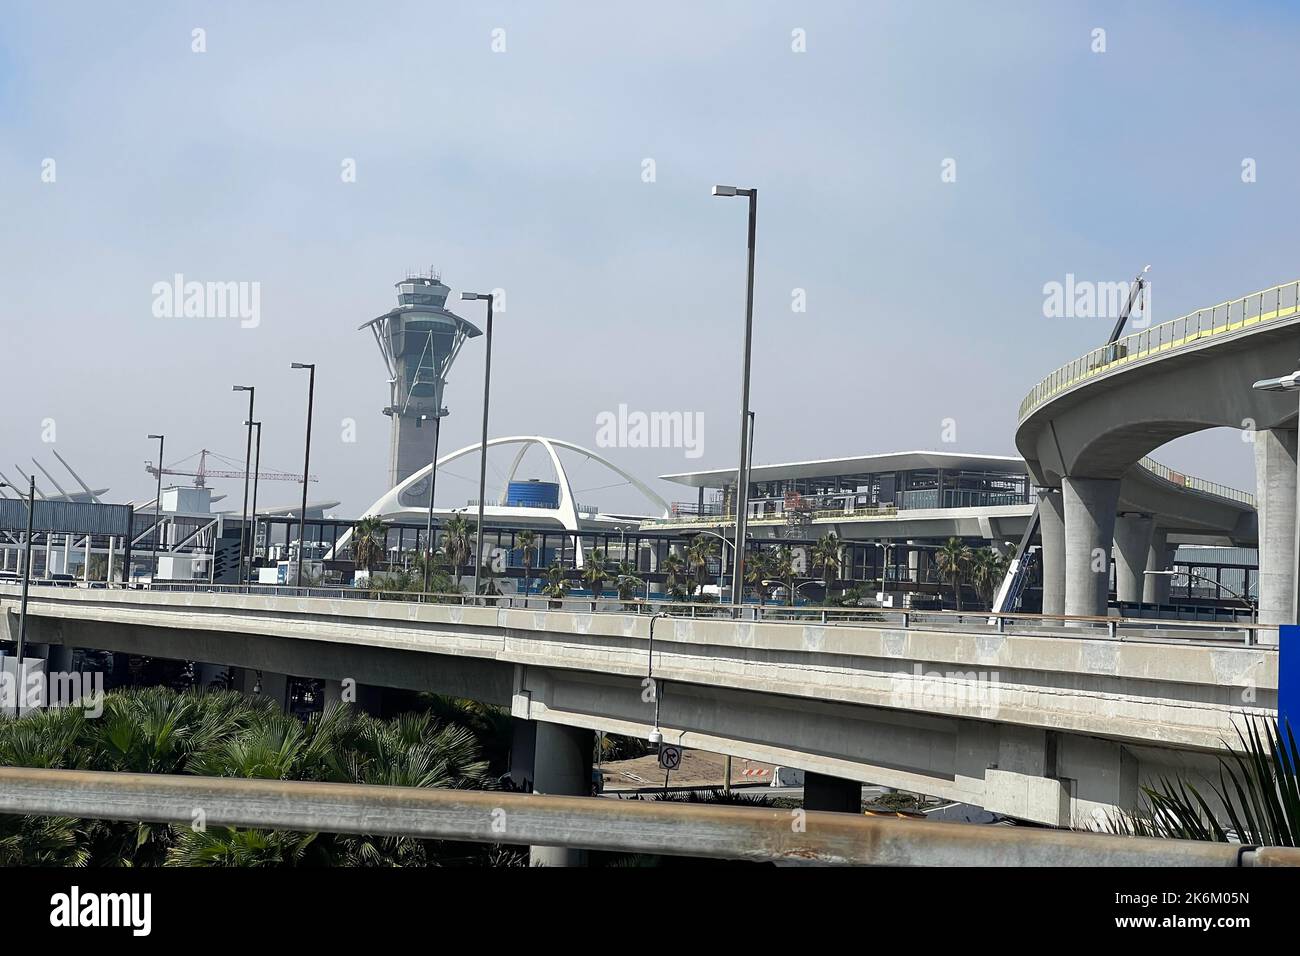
[0,766,1296,866]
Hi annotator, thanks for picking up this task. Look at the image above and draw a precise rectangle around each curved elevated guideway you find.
[1016,279,1300,627]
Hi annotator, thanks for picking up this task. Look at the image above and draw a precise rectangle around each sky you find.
[3,1,1299,516]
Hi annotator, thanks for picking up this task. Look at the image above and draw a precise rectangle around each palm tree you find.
[582,548,609,597]
[970,547,1009,609]
[440,513,474,589]
[935,537,973,611]
[661,552,688,601]
[615,560,644,610]
[540,560,570,609]
[350,516,386,573]
[744,548,771,606]
[515,530,539,596]
[685,536,719,598]
[769,546,796,606]
[812,532,842,600]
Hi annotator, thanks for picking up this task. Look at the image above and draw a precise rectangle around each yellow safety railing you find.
[1019,278,1300,421]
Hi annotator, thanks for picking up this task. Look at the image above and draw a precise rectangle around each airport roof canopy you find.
[659,451,1027,489]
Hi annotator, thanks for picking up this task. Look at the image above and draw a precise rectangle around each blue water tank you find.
[507,479,560,509]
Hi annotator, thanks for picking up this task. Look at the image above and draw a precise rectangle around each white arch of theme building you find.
[333,436,670,567]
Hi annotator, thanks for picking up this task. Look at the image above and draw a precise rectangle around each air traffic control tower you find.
[360,272,482,497]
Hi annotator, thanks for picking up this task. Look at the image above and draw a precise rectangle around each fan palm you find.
[440,512,475,589]
[970,547,1010,609]
[350,516,386,572]
[744,548,771,605]
[812,532,842,599]
[516,530,539,596]
[582,548,608,597]
[769,546,797,606]
[540,560,570,608]
[615,560,644,609]
[685,536,719,597]
[935,537,973,611]
[661,552,688,600]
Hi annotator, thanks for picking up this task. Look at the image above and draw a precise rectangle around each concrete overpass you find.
[1017,278,1300,627]
[2,584,1275,831]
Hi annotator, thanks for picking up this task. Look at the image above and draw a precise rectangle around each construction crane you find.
[144,449,316,489]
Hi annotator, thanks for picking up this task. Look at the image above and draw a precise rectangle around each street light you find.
[232,386,255,586]
[713,184,758,608]
[147,434,164,583]
[460,291,497,602]
[0,475,35,716]
[244,421,261,579]
[291,363,316,588]
[1252,368,1300,621]
[1144,570,1256,622]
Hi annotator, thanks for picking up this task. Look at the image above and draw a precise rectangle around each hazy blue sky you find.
[3,1,1299,515]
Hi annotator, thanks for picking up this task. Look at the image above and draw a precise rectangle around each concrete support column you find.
[1038,488,1066,616]
[523,721,594,867]
[1062,477,1121,617]
[1142,529,1175,605]
[238,669,288,710]
[323,679,345,709]
[1255,427,1297,629]
[44,644,74,674]
[803,772,861,814]
[1113,514,1154,604]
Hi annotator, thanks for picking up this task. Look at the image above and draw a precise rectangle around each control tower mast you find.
[360,271,482,498]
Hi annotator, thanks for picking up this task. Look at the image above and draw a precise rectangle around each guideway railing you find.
[4,579,1270,647]
[1020,278,1300,421]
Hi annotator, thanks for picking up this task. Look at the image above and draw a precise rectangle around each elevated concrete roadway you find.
[2,585,1276,827]
[1018,279,1300,624]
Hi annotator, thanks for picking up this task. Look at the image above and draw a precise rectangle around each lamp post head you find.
[148,434,163,440]
[712,185,738,197]
[291,362,314,370]
[233,385,253,392]
[1252,370,1300,392]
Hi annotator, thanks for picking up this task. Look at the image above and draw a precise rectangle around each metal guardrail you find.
[1019,278,1300,421]
[0,766,1294,866]
[1137,456,1257,508]
[11,579,1271,647]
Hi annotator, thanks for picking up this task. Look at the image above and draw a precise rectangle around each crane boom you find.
[145,449,316,489]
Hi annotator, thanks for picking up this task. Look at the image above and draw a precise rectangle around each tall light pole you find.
[713,184,758,608]
[232,385,255,586]
[0,476,36,716]
[147,434,164,583]
[461,291,496,601]
[245,421,261,579]
[291,363,316,589]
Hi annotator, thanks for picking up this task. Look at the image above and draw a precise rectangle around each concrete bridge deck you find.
[1,584,1276,827]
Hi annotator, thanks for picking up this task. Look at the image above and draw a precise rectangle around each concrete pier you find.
[1255,427,1297,631]
[1038,488,1066,616]
[1062,477,1120,617]
[521,721,594,866]
[1112,514,1154,604]
[803,772,862,814]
